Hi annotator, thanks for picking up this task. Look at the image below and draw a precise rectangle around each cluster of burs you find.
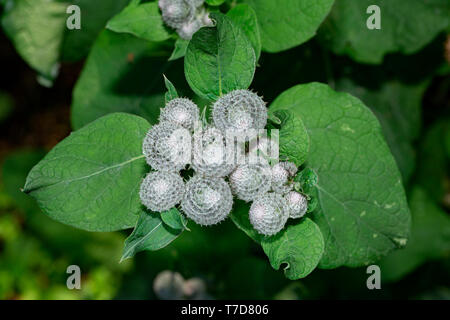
[158,0,214,40]
[140,89,310,236]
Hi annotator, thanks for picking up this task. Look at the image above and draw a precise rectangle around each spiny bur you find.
[285,191,308,219]
[212,90,267,132]
[249,193,290,236]
[160,98,200,131]
[143,122,191,172]
[229,162,272,202]
[192,126,235,177]
[181,175,233,226]
[140,171,185,212]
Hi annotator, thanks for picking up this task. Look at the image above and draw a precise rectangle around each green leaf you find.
[184,12,256,100]
[319,0,450,64]
[231,201,324,279]
[270,83,411,269]
[169,38,189,61]
[244,0,334,53]
[336,79,428,183]
[163,75,178,103]
[61,0,131,62]
[205,0,225,5]
[272,109,309,166]
[294,168,319,213]
[1,0,67,80]
[71,30,170,129]
[106,1,171,42]
[227,4,261,60]
[1,0,131,80]
[262,218,324,280]
[379,187,450,282]
[121,211,182,261]
[161,208,188,231]
[23,113,150,232]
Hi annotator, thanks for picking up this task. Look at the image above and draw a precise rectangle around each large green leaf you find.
[24,113,150,232]
[184,12,256,100]
[1,0,67,80]
[270,83,411,269]
[71,30,171,129]
[106,1,171,42]
[244,0,334,53]
[231,202,324,279]
[1,0,131,81]
[380,187,450,282]
[121,211,182,261]
[336,79,428,183]
[1,150,129,270]
[227,4,261,60]
[319,0,450,64]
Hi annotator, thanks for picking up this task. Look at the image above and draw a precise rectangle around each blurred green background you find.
[0,2,449,300]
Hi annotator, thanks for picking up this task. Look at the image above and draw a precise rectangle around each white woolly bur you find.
[192,126,235,177]
[177,19,202,40]
[271,163,292,195]
[229,163,272,202]
[249,193,289,236]
[159,0,194,29]
[279,161,298,177]
[140,171,185,212]
[212,90,267,132]
[143,122,191,172]
[181,175,233,226]
[160,98,199,131]
[159,0,211,40]
[285,191,308,219]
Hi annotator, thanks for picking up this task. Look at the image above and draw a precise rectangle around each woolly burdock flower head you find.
[160,98,199,131]
[158,0,195,29]
[229,163,272,202]
[143,122,191,172]
[159,0,212,40]
[181,175,233,226]
[285,191,308,219]
[192,126,235,177]
[249,193,289,236]
[140,171,185,212]
[212,90,267,132]
[271,163,292,195]
[177,14,203,40]
[279,161,298,177]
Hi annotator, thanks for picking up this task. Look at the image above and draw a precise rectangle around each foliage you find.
[0,0,449,298]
